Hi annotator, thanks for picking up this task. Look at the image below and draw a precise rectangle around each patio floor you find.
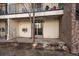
[0,37,63,44]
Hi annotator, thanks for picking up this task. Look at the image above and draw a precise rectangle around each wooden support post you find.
[7,18,9,40]
[5,20,7,39]
[32,3,35,43]
[7,3,9,40]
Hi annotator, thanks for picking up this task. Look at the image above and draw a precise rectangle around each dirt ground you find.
[0,43,76,56]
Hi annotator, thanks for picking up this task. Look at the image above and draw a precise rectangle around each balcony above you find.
[0,10,63,19]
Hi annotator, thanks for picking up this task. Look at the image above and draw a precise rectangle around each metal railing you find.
[0,5,64,15]
[0,9,7,15]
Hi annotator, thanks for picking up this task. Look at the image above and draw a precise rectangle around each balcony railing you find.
[0,5,64,15]
[0,9,7,15]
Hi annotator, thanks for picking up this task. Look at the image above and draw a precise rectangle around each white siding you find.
[43,19,59,38]
[18,21,31,37]
[9,18,59,39]
[9,19,31,39]
[9,20,19,39]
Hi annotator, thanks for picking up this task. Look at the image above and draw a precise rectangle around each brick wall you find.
[60,3,72,48]
[71,4,79,53]
[60,3,79,54]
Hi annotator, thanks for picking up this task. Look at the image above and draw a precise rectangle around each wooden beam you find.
[32,3,35,43]
[7,18,9,40]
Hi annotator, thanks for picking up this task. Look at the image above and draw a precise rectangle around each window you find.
[0,27,5,32]
[2,27,5,32]
[22,28,27,32]
[59,3,64,10]
[0,28,1,31]
[76,4,79,20]
[35,20,43,35]
[0,3,7,14]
